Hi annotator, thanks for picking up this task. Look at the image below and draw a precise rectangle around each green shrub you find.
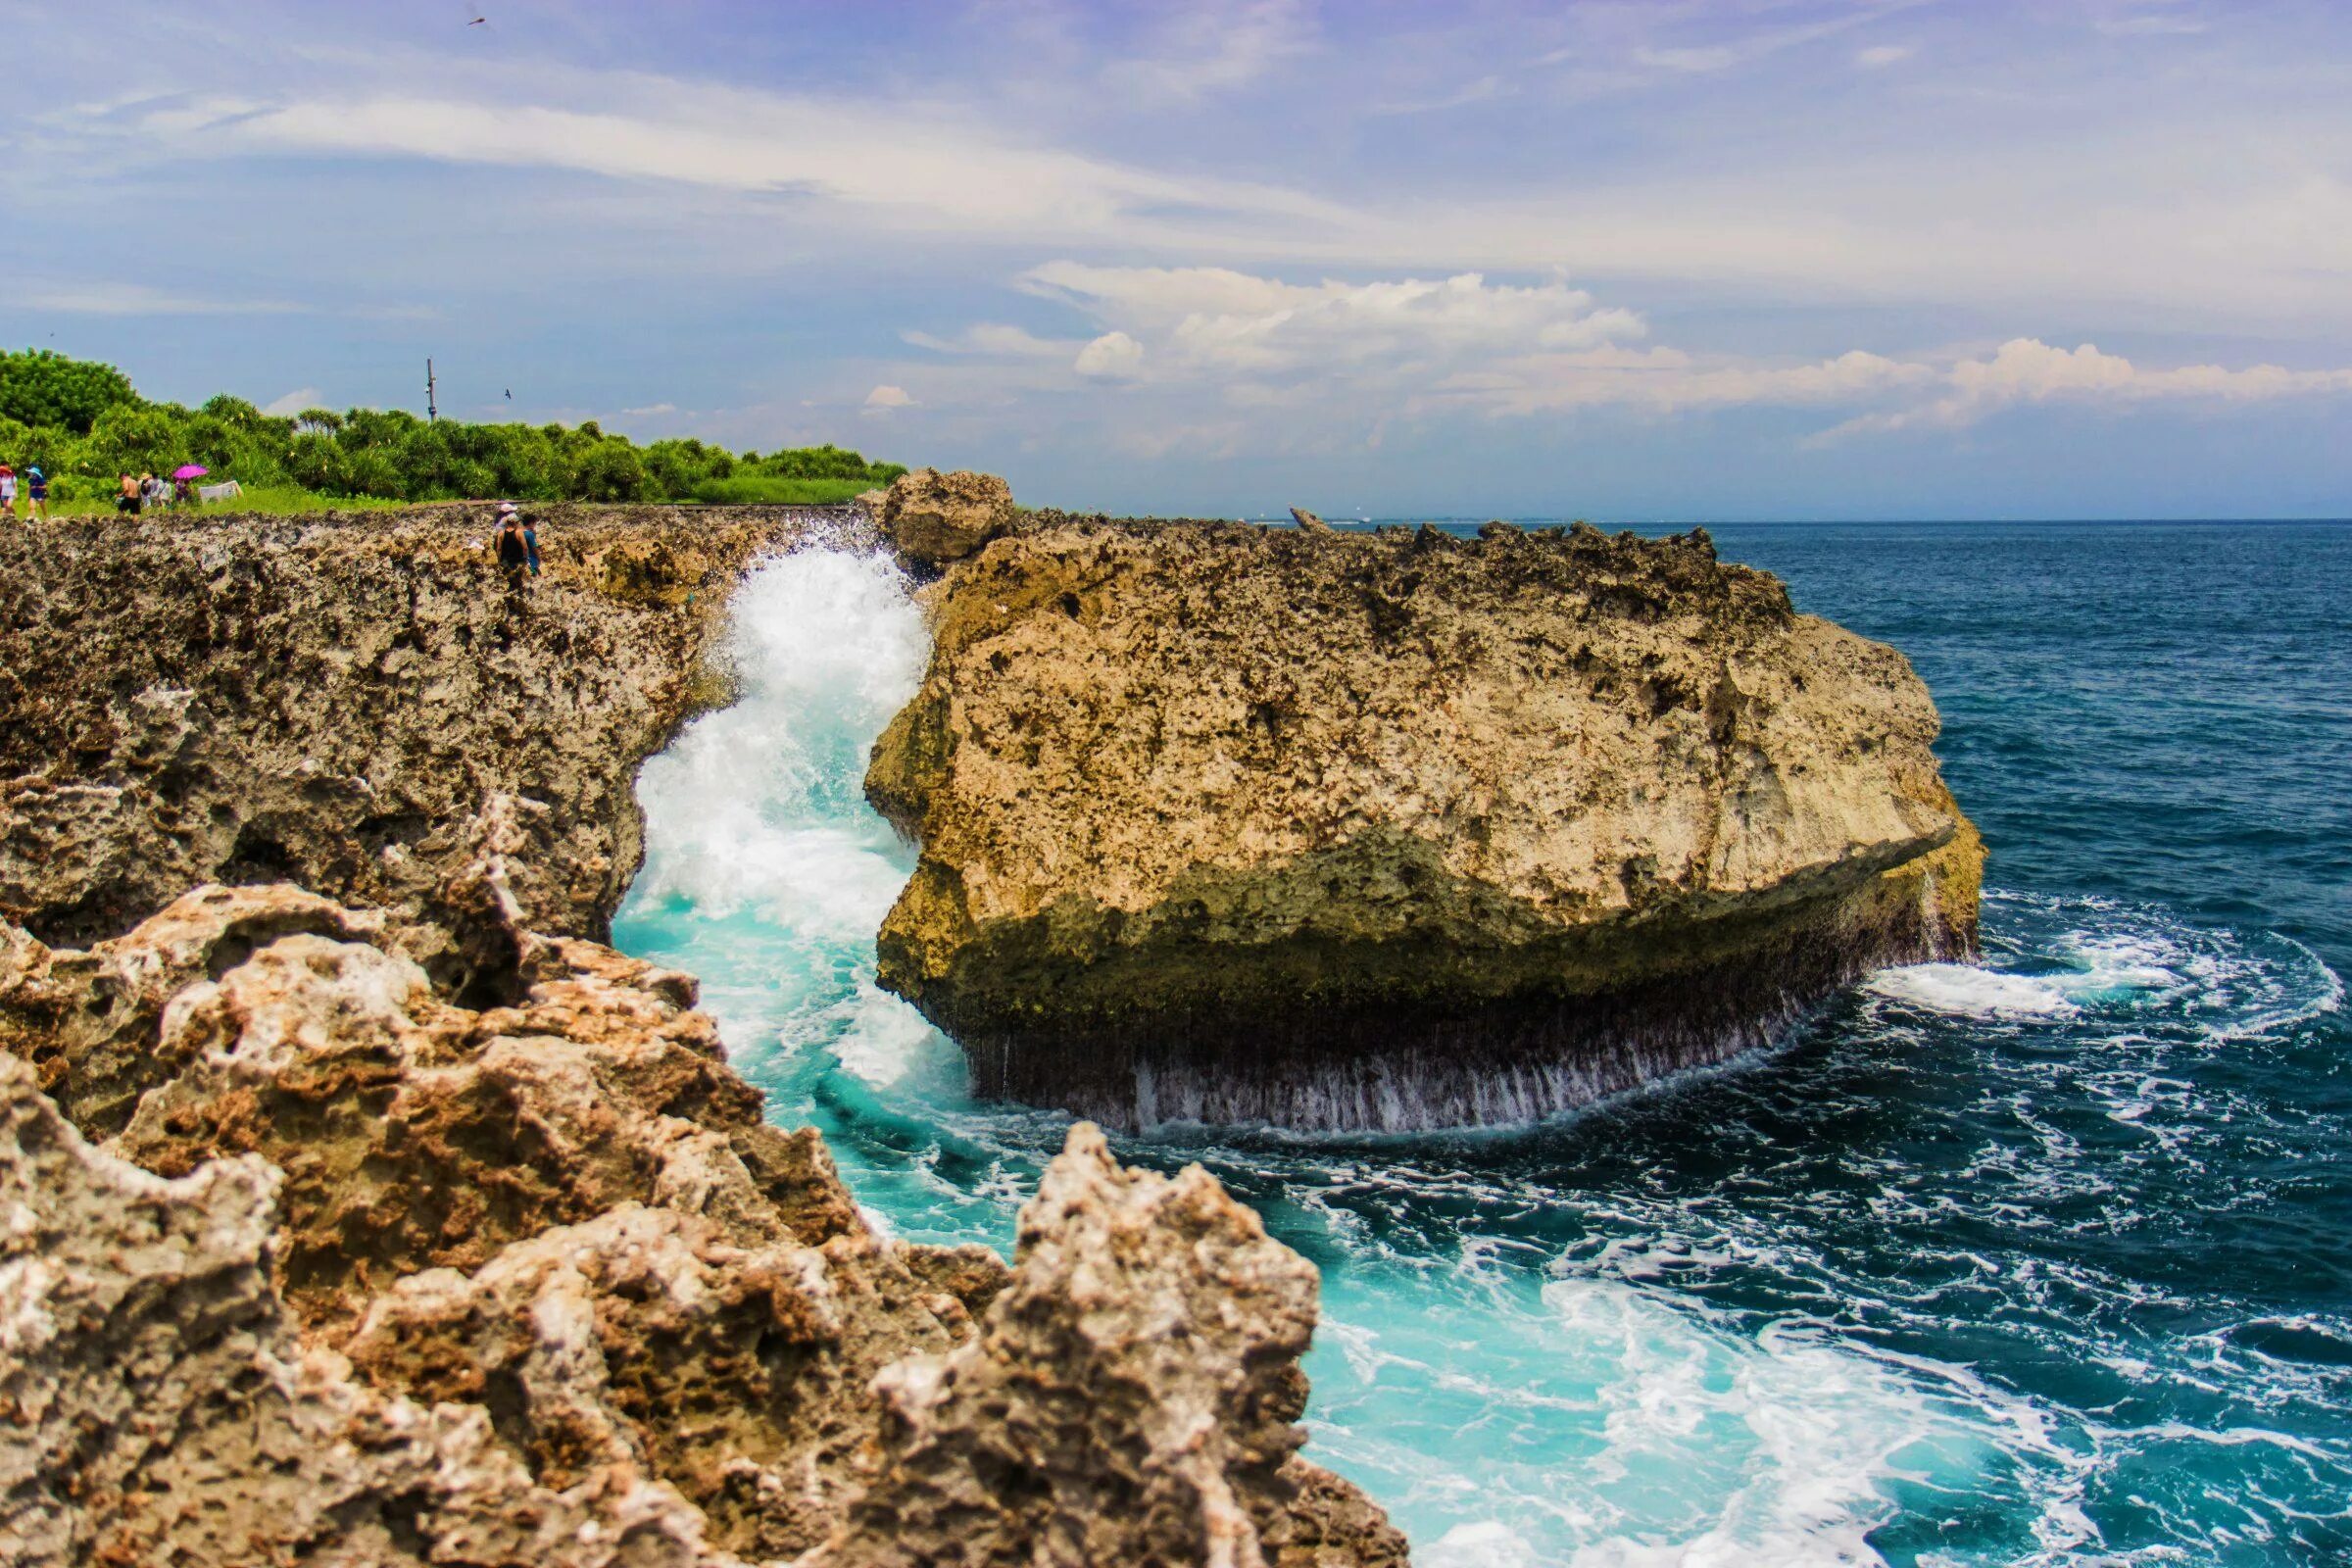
[0,350,910,510]
[0,349,138,433]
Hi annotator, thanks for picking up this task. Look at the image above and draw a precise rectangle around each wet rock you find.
[804,1124,1413,1568]
[868,516,1984,1132]
[876,467,1017,570]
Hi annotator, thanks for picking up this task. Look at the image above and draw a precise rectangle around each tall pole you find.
[425,359,438,421]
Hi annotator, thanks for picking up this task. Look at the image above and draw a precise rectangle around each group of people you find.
[116,472,200,515]
[0,466,215,519]
[493,501,542,593]
[0,465,49,519]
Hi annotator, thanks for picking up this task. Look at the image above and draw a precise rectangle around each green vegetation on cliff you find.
[0,349,905,509]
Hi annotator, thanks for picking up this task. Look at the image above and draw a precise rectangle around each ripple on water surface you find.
[615,536,2352,1566]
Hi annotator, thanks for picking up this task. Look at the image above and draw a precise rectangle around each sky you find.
[3,0,2349,519]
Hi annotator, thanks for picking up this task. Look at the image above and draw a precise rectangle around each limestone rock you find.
[1292,507,1334,534]
[0,1051,748,1568]
[0,884,1406,1565]
[867,517,1984,1131]
[0,504,819,947]
[0,881,377,1136]
[104,901,865,1329]
[805,1124,1413,1568]
[876,468,1017,570]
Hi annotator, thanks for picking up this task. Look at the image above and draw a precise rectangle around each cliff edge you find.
[867,503,1983,1132]
[0,506,1408,1565]
[0,504,825,950]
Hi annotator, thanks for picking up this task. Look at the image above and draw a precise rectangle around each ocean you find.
[612,519,2352,1566]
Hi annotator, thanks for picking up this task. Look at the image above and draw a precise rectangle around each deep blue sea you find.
[613,520,2352,1566]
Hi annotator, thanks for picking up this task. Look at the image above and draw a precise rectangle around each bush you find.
[0,351,910,510]
[0,349,138,433]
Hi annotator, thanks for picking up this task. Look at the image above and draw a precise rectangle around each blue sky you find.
[4,0,2348,517]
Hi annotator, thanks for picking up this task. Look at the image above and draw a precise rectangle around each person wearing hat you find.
[498,500,541,577]
[495,505,533,599]
[24,466,45,520]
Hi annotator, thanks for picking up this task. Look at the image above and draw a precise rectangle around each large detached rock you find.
[868,516,1983,1132]
[875,467,1017,571]
[0,883,1404,1566]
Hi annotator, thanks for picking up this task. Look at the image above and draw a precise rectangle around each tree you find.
[0,349,137,433]
[565,439,649,502]
[82,403,179,479]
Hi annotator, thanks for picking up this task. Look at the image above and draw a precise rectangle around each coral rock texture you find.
[875,467,1017,570]
[868,516,1983,1131]
[0,504,835,948]
[0,878,1403,1565]
[808,1123,1410,1568]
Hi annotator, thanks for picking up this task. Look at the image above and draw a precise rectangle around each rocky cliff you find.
[867,510,1983,1132]
[0,506,1408,1566]
[0,881,1403,1566]
[0,503,832,950]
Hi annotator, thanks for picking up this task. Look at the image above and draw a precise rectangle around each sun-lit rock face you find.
[0,879,1406,1567]
[868,515,1983,1132]
[0,504,817,949]
[874,467,1018,570]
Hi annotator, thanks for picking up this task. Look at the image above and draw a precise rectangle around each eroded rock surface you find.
[874,467,1018,571]
[0,504,844,947]
[808,1123,1410,1568]
[868,516,1983,1131]
[0,882,1404,1566]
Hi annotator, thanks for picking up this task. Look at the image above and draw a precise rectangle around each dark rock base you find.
[947,876,1973,1134]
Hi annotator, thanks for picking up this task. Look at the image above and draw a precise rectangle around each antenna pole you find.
[425,359,438,421]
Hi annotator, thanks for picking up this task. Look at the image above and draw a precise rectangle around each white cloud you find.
[620,403,677,417]
[1102,0,1314,103]
[1073,331,1145,379]
[895,265,2352,456]
[1017,265,1647,378]
[903,323,1075,359]
[262,387,323,416]
[862,384,914,412]
[1855,45,1916,69]
[166,87,1350,249]
[1822,338,2352,436]
[1636,47,1738,74]
[1440,346,1937,416]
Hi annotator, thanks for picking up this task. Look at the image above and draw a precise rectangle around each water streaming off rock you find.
[617,524,2352,1566]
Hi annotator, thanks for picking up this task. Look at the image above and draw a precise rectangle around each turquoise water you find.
[612,521,2352,1566]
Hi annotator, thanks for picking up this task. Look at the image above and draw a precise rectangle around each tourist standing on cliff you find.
[496,511,533,597]
[24,467,46,520]
[496,501,541,577]
[0,466,15,519]
[118,474,141,516]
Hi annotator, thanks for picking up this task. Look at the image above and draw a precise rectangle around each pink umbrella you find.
[172,465,209,480]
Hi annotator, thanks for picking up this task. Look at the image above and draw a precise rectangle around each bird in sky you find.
[469,15,487,24]
[505,389,513,400]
